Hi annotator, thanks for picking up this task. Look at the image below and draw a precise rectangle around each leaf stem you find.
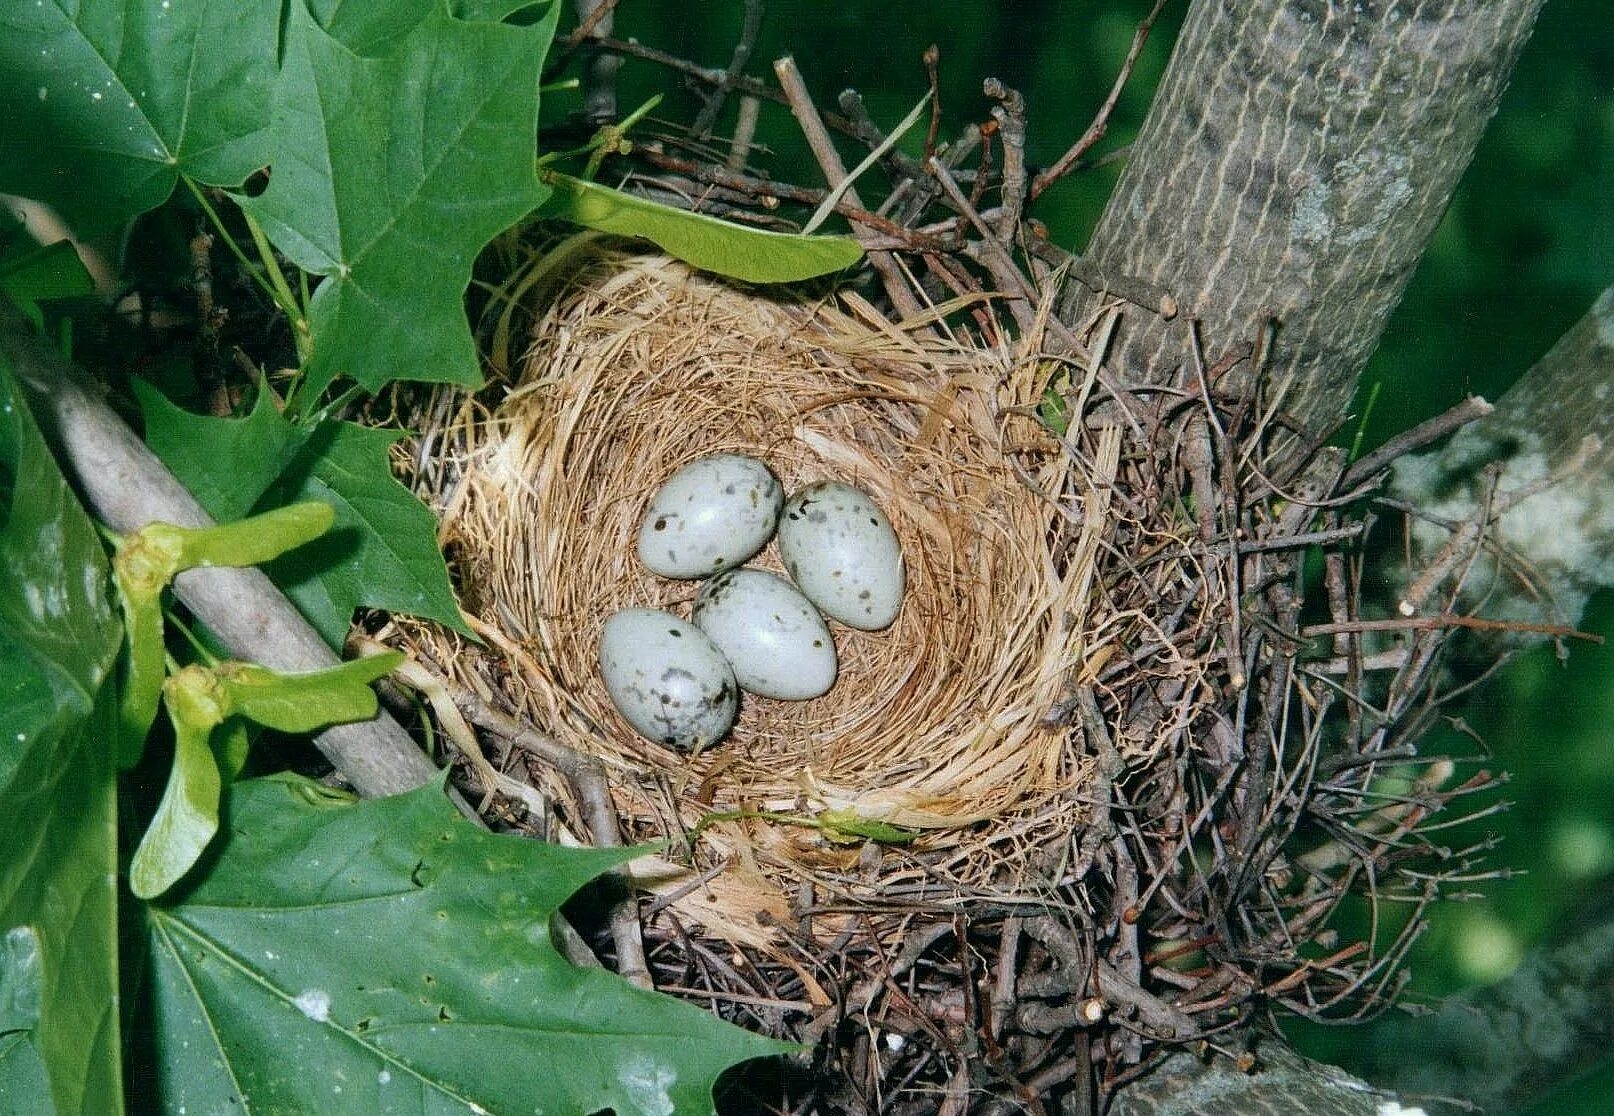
[238,207,307,351]
[182,177,284,317]
[538,92,663,174]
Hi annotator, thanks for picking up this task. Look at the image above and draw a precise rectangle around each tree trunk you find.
[1059,0,1543,443]
[1391,284,1614,626]
[1042,2,1597,1111]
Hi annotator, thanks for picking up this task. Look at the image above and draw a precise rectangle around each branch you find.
[1390,285,1614,629]
[0,309,439,798]
[1058,0,1545,445]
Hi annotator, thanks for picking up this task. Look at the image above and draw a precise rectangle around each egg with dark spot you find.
[778,481,904,630]
[636,454,783,578]
[598,609,738,751]
[694,568,837,700]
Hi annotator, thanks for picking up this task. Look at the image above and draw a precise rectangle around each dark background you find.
[564,2,1613,1107]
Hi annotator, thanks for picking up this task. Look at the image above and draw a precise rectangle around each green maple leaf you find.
[0,361,125,1115]
[241,1,560,400]
[142,776,792,1115]
[137,384,471,647]
[0,0,278,234]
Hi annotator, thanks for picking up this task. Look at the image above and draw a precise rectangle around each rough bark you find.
[1060,0,1543,443]
[1391,284,1614,626]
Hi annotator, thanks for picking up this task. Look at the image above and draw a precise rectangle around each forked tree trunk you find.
[1060,0,1543,444]
[1049,1,1603,1111]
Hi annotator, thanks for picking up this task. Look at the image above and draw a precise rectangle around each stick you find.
[1302,614,1602,644]
[691,0,764,137]
[725,95,761,173]
[1030,0,1170,199]
[1338,394,1493,491]
[570,0,623,122]
[2,311,441,800]
[773,55,926,318]
[983,78,1028,239]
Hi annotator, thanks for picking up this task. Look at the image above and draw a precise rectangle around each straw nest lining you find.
[410,250,1137,935]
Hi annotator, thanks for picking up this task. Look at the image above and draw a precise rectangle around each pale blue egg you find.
[778,481,905,631]
[598,609,738,751]
[694,568,837,700]
[636,454,783,578]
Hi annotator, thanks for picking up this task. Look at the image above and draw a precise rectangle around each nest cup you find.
[411,250,1119,942]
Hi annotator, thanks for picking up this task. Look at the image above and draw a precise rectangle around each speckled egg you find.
[694,568,838,700]
[778,481,905,631]
[598,609,739,752]
[636,453,784,579]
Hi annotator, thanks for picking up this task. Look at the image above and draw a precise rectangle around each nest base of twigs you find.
[374,236,1515,1110]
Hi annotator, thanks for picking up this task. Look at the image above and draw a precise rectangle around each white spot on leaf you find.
[293,989,331,1022]
[619,1056,677,1116]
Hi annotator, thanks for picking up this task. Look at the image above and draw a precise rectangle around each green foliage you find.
[129,654,402,900]
[136,384,471,647]
[143,776,792,1114]
[542,171,864,283]
[240,1,561,399]
[113,502,337,757]
[0,0,278,235]
[0,0,880,1109]
[0,362,125,1116]
[0,228,94,325]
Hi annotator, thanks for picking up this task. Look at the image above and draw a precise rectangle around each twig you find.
[922,44,943,157]
[569,0,623,122]
[1030,0,1171,199]
[836,89,929,187]
[634,147,953,248]
[926,156,1038,330]
[773,55,925,318]
[982,78,1027,239]
[1398,434,1603,616]
[990,918,1023,1041]
[725,95,761,172]
[368,644,530,815]
[803,93,929,235]
[561,0,623,50]
[1339,394,1494,491]
[1023,235,1179,319]
[1302,614,1601,644]
[691,0,765,137]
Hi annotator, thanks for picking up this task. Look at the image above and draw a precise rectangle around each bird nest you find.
[382,240,1500,1107]
[396,248,1149,941]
